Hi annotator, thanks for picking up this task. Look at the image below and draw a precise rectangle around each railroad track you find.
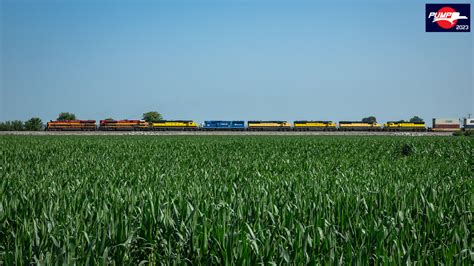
[0,131,454,136]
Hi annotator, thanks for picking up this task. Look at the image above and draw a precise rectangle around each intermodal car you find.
[46,120,97,131]
[150,120,198,130]
[247,121,291,131]
[463,118,474,130]
[203,121,245,130]
[338,121,382,131]
[384,121,426,131]
[99,120,149,131]
[431,118,460,132]
[293,121,337,131]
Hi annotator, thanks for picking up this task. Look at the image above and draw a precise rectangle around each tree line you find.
[55,111,164,123]
[0,118,43,131]
[361,116,424,123]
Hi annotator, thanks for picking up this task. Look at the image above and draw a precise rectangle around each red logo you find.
[428,6,469,29]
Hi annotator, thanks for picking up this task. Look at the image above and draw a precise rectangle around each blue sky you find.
[1,0,472,124]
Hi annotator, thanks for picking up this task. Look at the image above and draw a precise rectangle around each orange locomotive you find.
[99,119,149,131]
[46,120,96,131]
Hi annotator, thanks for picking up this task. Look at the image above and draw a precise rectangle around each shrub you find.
[464,129,474,137]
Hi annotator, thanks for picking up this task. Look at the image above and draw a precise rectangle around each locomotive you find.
[203,121,245,131]
[293,121,337,131]
[339,121,382,131]
[99,120,149,131]
[151,120,198,131]
[46,120,96,131]
[383,121,426,131]
[247,121,291,131]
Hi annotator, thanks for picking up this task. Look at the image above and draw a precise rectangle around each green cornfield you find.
[0,136,472,264]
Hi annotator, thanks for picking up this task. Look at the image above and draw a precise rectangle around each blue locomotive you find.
[203,121,245,130]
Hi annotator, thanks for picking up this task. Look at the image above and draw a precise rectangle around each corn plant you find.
[0,136,472,264]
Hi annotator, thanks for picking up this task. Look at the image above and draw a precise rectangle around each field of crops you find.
[0,136,472,264]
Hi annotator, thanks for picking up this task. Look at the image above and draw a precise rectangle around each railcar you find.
[46,120,96,131]
[293,121,337,131]
[338,121,382,131]
[463,118,474,130]
[99,120,149,131]
[384,121,426,131]
[203,121,245,130]
[247,121,291,131]
[151,120,198,130]
[432,118,460,132]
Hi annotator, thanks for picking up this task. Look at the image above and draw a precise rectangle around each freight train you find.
[45,118,471,131]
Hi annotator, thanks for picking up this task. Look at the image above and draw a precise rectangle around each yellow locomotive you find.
[383,121,426,131]
[247,121,291,131]
[151,120,198,130]
[293,121,337,131]
[338,121,382,131]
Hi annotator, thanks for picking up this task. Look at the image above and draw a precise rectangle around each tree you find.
[57,112,76,121]
[0,122,8,131]
[11,120,24,131]
[362,116,377,123]
[24,117,43,131]
[409,116,424,123]
[143,111,163,122]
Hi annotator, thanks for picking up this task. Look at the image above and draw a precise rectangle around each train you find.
[45,118,472,132]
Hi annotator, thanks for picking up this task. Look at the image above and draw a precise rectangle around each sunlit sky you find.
[1,0,472,124]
